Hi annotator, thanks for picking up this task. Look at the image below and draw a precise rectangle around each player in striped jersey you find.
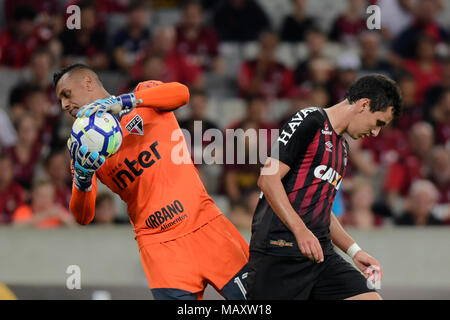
[247,74,402,300]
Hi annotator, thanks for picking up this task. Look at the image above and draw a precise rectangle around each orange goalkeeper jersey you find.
[69,81,222,246]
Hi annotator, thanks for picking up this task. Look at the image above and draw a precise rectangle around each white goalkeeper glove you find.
[68,139,105,191]
[76,93,143,118]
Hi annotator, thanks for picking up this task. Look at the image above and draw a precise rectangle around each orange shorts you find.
[138,214,249,295]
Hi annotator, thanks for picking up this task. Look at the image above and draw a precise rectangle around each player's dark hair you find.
[53,63,94,87]
[345,74,403,118]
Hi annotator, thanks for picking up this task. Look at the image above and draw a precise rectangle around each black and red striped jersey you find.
[250,107,349,257]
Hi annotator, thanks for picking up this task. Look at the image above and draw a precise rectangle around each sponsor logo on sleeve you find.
[277,107,319,146]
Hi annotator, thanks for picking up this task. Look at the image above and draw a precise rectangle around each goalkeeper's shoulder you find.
[133,80,190,111]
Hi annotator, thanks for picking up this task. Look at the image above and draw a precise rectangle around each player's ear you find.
[84,75,94,92]
[357,98,370,113]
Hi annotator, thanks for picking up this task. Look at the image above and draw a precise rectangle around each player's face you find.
[56,74,94,118]
[348,103,394,139]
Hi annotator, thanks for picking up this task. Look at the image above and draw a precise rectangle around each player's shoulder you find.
[282,106,325,129]
[134,80,164,92]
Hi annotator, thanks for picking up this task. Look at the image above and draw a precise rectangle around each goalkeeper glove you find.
[68,139,105,191]
[76,93,143,118]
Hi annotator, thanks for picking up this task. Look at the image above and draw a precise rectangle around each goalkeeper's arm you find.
[134,81,190,112]
[69,172,97,225]
[77,81,190,118]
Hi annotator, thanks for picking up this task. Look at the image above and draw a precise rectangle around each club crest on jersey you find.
[321,123,332,135]
[126,114,144,135]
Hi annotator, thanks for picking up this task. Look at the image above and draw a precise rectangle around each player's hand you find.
[76,93,143,118]
[353,251,383,283]
[67,139,105,191]
[294,227,324,263]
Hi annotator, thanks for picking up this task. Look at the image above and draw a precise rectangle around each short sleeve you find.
[271,108,322,168]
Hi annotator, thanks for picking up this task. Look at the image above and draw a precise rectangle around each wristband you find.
[346,243,362,259]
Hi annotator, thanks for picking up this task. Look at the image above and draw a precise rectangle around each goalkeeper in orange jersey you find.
[54,64,249,300]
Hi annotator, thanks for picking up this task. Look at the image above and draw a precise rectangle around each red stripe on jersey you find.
[323,136,345,225]
[287,130,321,205]
[311,128,336,226]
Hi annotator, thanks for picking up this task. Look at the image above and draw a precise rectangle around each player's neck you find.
[93,88,112,100]
[324,99,353,136]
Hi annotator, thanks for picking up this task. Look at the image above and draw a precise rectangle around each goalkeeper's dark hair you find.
[345,74,403,118]
[53,63,95,87]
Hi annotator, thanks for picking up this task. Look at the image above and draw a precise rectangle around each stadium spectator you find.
[59,0,109,70]
[212,0,271,42]
[21,86,60,150]
[329,52,360,104]
[340,176,385,229]
[395,179,443,226]
[0,109,17,149]
[391,0,448,61]
[12,180,73,228]
[175,0,219,71]
[179,89,221,193]
[93,192,121,224]
[378,0,415,40]
[329,0,367,45]
[10,49,58,114]
[4,0,64,60]
[224,95,277,227]
[224,118,262,231]
[0,5,43,68]
[392,72,422,132]
[179,89,220,150]
[112,0,151,73]
[278,88,311,127]
[428,146,450,204]
[0,154,26,225]
[133,26,203,88]
[4,0,61,25]
[358,31,393,78]
[293,26,330,86]
[238,32,295,99]
[345,135,379,179]
[384,122,435,214]
[424,57,450,113]
[402,34,442,105]
[279,85,330,127]
[280,0,316,42]
[3,115,42,190]
[428,88,450,145]
[26,49,56,102]
[43,151,71,209]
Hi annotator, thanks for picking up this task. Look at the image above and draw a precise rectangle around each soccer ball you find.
[70,112,123,159]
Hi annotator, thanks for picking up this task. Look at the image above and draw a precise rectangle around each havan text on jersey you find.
[277,107,319,146]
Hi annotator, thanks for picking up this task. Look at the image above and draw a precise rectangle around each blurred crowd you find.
[0,0,449,231]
